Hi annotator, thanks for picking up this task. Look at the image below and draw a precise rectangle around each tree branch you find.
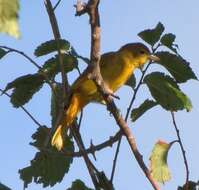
[44,1,102,188]
[171,112,189,190]
[53,0,62,11]
[44,0,71,147]
[75,0,160,189]
[44,0,69,104]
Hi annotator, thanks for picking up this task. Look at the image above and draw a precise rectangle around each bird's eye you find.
[140,50,145,54]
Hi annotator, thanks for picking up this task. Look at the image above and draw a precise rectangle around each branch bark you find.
[76,1,160,189]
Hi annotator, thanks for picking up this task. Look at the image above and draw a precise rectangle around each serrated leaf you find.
[0,0,20,38]
[156,51,197,83]
[51,83,63,126]
[19,126,74,188]
[125,74,136,89]
[178,181,199,190]
[34,39,70,57]
[0,182,11,190]
[0,48,7,59]
[4,74,44,107]
[67,180,94,190]
[138,22,164,46]
[40,54,77,78]
[160,33,177,53]
[150,140,171,184]
[131,99,158,122]
[144,72,192,111]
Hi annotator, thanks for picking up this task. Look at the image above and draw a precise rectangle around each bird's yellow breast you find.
[72,50,138,101]
[101,50,137,92]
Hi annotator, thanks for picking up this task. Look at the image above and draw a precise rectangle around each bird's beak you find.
[148,54,160,62]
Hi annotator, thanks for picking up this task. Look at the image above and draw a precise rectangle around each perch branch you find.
[75,0,160,189]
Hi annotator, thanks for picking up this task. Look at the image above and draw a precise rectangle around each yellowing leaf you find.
[0,0,20,38]
[150,140,171,184]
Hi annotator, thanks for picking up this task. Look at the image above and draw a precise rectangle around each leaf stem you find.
[0,88,43,128]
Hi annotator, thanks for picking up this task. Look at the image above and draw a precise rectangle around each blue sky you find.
[0,0,199,189]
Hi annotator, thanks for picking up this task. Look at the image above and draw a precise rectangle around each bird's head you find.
[119,43,160,68]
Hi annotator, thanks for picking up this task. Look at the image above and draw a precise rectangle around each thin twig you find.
[53,0,62,11]
[0,45,58,100]
[0,45,42,69]
[171,112,189,190]
[77,110,83,130]
[0,88,43,128]
[41,130,122,158]
[110,62,152,182]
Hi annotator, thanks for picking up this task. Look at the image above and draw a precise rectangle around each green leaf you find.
[0,182,11,190]
[160,33,178,53]
[67,180,94,190]
[51,83,63,126]
[4,74,44,107]
[138,22,164,46]
[178,181,199,190]
[144,72,192,111]
[156,51,197,83]
[131,99,158,122]
[125,74,136,89]
[40,54,77,78]
[34,39,70,57]
[150,140,171,184]
[0,48,7,59]
[0,0,20,38]
[19,126,74,188]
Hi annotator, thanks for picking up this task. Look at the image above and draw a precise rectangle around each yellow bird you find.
[51,43,159,150]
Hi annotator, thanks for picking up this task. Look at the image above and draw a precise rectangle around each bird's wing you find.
[71,51,116,96]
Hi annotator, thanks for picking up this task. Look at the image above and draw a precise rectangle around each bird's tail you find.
[51,93,85,150]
